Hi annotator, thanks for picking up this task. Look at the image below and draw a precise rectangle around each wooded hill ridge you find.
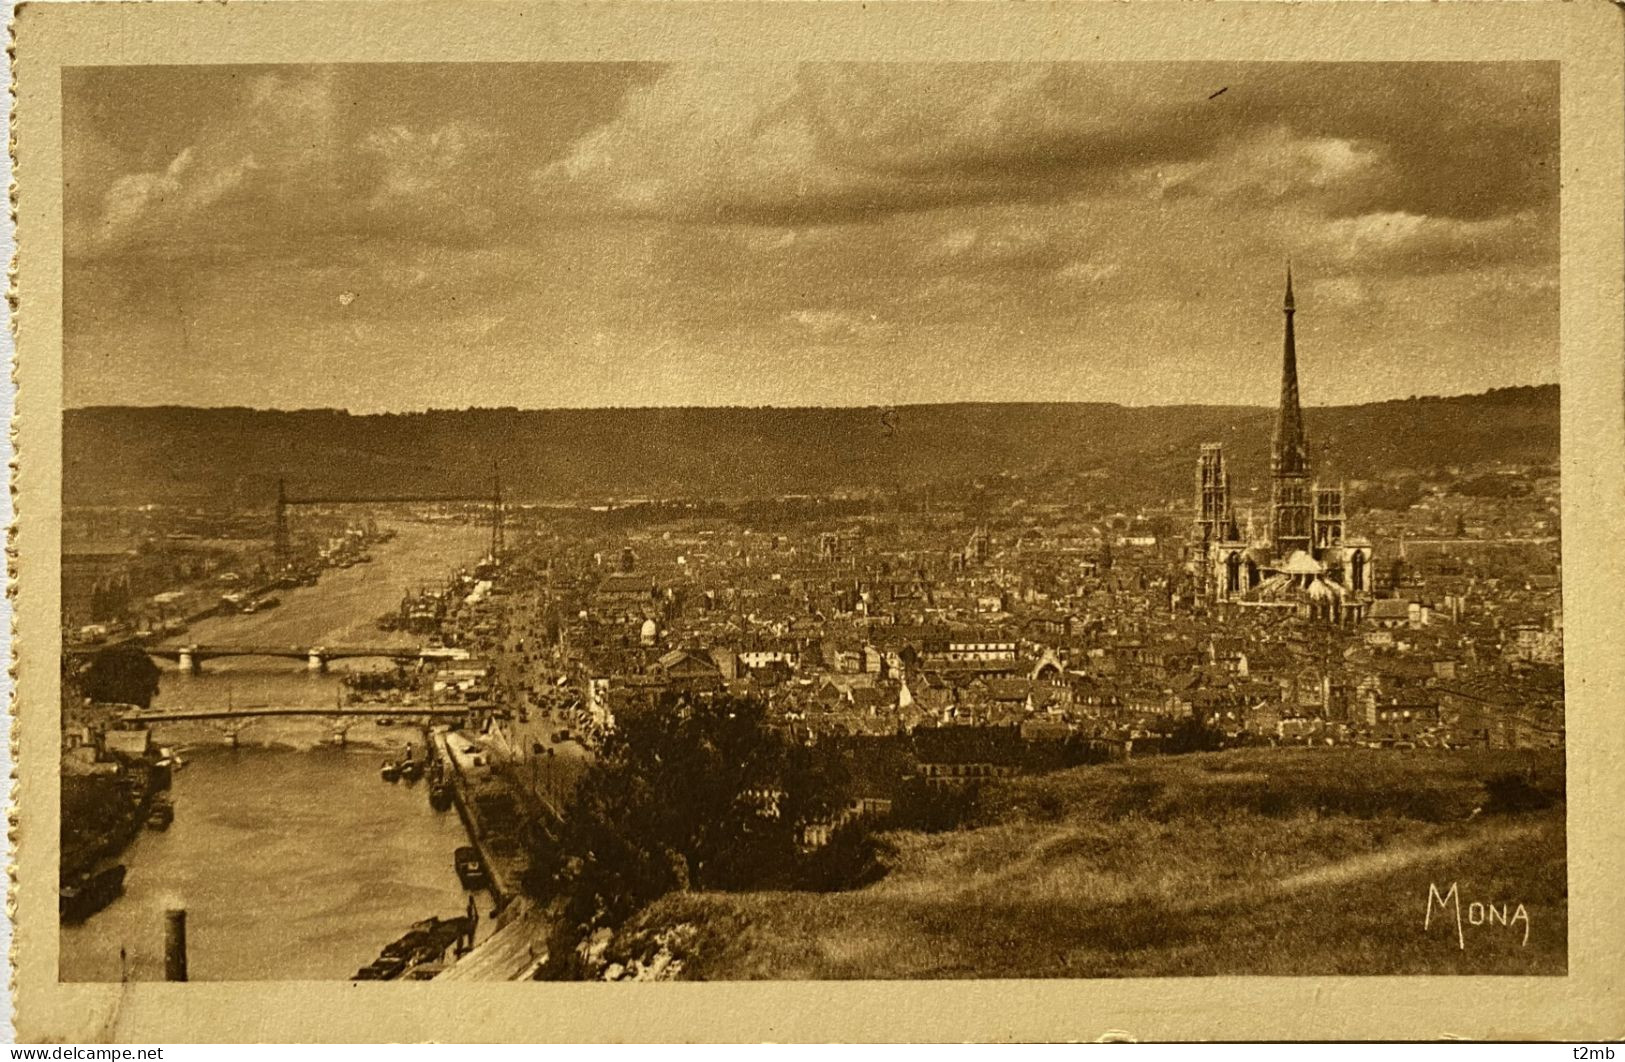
[64,385,1558,508]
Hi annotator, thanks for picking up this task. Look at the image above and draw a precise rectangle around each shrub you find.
[1483,771,1556,814]
[797,823,892,892]
[892,778,981,832]
[1164,715,1226,755]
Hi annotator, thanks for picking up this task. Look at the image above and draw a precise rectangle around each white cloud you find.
[92,146,260,251]
[1323,211,1430,249]
[541,65,820,218]
[364,121,491,206]
[785,308,890,339]
[1144,127,1382,205]
[1312,210,1534,270]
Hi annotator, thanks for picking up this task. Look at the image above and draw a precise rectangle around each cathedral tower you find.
[1314,484,1345,550]
[1190,443,1242,596]
[1195,444,1233,546]
[1271,264,1313,557]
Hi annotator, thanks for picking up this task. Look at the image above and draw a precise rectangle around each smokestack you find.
[164,908,189,981]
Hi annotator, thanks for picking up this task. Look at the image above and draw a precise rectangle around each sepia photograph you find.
[54,57,1567,982]
[10,0,1625,1044]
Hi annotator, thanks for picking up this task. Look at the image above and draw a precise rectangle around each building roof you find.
[103,729,153,758]
[1280,550,1324,576]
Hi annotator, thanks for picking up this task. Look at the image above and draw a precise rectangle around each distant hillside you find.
[63,386,1558,508]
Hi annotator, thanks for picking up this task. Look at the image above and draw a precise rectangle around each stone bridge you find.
[70,643,459,673]
[119,703,483,724]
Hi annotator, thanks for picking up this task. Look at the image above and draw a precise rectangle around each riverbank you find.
[60,761,166,880]
[432,729,525,906]
[428,727,561,980]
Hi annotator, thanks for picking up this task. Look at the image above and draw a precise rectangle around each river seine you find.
[60,521,496,981]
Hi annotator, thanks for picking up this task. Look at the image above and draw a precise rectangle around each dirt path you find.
[1265,819,1542,898]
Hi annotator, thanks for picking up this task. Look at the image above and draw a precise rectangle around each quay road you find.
[471,581,594,822]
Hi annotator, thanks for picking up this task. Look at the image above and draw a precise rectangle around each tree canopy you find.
[82,646,161,709]
[532,694,862,947]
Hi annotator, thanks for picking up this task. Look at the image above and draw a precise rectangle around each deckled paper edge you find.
[7,0,21,1042]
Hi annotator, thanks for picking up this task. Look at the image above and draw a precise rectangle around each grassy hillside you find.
[64,386,1557,507]
[601,748,1566,979]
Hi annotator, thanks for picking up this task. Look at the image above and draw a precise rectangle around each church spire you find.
[1270,260,1314,558]
[1272,261,1308,479]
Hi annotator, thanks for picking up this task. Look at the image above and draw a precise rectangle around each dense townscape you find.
[63,419,1565,803]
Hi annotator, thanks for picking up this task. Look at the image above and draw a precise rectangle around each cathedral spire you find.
[1272,261,1308,479]
[1270,260,1313,558]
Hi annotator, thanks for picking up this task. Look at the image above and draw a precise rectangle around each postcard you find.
[9,0,1624,1043]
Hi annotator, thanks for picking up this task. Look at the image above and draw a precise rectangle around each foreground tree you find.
[536,696,792,929]
[82,646,161,709]
[533,693,862,960]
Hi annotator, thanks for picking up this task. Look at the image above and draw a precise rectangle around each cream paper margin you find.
[9,0,1624,1043]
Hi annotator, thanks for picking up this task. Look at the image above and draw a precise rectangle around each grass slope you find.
[610,748,1566,979]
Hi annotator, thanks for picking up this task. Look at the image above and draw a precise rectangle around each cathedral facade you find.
[1187,267,1373,623]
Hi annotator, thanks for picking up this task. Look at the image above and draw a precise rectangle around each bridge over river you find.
[118,700,498,747]
[120,703,487,724]
[68,641,468,673]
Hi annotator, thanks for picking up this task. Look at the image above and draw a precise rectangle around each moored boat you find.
[60,864,126,923]
[381,760,400,783]
[352,913,473,981]
[453,845,489,890]
[429,782,453,811]
[146,797,174,830]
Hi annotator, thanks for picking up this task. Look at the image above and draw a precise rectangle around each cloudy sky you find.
[63,62,1558,412]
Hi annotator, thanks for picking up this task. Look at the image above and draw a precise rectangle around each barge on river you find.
[453,846,489,890]
[352,913,474,981]
[60,865,126,924]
